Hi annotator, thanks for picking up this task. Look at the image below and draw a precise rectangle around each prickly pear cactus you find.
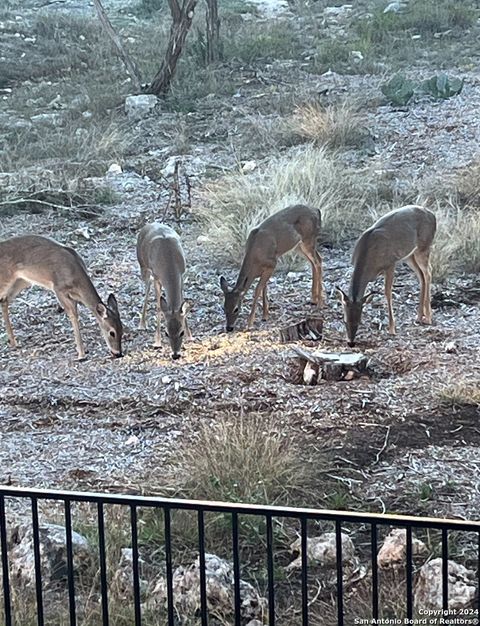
[421,74,464,99]
[380,73,415,106]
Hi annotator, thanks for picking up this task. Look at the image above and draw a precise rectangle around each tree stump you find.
[279,318,323,343]
[291,347,368,384]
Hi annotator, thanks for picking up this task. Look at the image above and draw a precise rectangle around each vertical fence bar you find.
[442,528,449,610]
[97,502,109,626]
[31,498,44,626]
[266,514,275,626]
[231,513,241,626]
[406,526,413,619]
[301,517,308,626]
[164,508,174,626]
[130,506,142,626]
[197,510,208,626]
[64,500,76,626]
[371,523,379,620]
[0,496,12,626]
[478,532,480,615]
[336,520,344,626]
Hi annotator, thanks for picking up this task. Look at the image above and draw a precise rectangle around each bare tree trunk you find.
[205,0,220,63]
[147,0,199,97]
[92,0,142,93]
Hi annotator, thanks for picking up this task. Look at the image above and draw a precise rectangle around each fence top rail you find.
[0,485,478,531]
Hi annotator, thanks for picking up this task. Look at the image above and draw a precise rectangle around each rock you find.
[246,621,264,626]
[351,50,364,62]
[124,94,158,121]
[196,235,210,245]
[150,553,266,623]
[30,113,63,127]
[74,128,89,140]
[377,529,427,568]
[415,558,476,609]
[9,522,92,590]
[107,163,123,175]
[241,160,257,173]
[112,548,148,600]
[287,532,356,570]
[384,2,407,13]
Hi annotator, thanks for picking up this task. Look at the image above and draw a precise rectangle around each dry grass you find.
[198,146,390,267]
[430,202,480,281]
[281,101,368,149]
[175,412,315,506]
[0,117,129,177]
[438,381,480,407]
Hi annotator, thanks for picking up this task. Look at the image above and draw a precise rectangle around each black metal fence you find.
[0,485,479,625]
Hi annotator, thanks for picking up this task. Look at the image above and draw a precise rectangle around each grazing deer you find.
[220,204,323,331]
[137,223,190,360]
[0,235,123,359]
[336,205,437,347]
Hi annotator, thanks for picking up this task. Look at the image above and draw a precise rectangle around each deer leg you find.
[1,279,31,348]
[139,277,151,330]
[406,254,427,324]
[185,317,193,341]
[384,267,396,334]
[154,280,163,347]
[299,243,324,307]
[247,270,273,329]
[57,294,85,360]
[414,250,432,324]
[262,282,269,321]
[1,301,16,348]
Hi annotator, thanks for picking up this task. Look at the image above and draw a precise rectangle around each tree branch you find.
[92,0,143,93]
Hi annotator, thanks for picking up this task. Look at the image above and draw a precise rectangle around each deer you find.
[335,205,437,347]
[0,235,123,360]
[219,204,323,332]
[136,223,190,360]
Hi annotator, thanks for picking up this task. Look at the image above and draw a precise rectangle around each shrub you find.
[430,202,480,280]
[222,20,303,63]
[281,101,367,148]
[356,0,477,44]
[439,382,480,407]
[197,146,387,266]
[175,412,313,505]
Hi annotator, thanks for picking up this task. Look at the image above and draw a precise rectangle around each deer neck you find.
[234,255,257,295]
[162,274,184,311]
[349,263,372,302]
[75,270,104,313]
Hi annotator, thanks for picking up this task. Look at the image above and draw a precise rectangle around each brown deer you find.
[336,205,437,347]
[137,223,190,360]
[220,204,323,331]
[0,235,123,359]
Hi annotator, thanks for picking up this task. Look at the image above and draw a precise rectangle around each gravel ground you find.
[1,0,480,524]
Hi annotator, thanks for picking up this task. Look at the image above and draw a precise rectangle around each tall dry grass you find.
[281,101,368,148]
[197,146,387,267]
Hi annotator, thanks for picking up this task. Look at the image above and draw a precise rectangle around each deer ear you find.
[363,291,375,305]
[96,303,108,319]
[107,293,118,315]
[220,276,229,294]
[335,286,349,304]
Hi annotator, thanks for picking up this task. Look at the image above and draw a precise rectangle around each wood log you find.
[279,317,323,343]
[291,347,368,384]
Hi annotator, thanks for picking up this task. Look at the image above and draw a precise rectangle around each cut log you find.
[291,347,368,384]
[279,318,323,343]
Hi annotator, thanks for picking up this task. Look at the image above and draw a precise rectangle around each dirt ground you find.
[1,0,480,524]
